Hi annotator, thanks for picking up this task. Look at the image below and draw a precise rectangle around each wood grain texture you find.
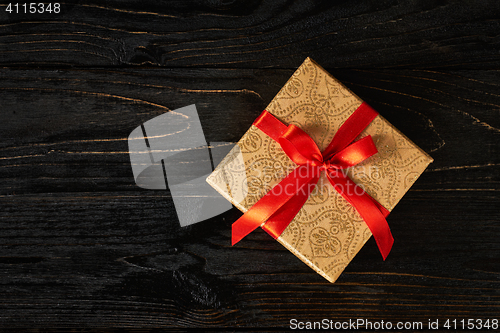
[0,0,499,68]
[0,0,499,331]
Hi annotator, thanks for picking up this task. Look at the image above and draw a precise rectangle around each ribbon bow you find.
[231,102,394,260]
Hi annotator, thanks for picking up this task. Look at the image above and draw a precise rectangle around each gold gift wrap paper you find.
[207,58,433,282]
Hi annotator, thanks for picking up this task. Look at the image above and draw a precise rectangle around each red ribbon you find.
[231,102,394,260]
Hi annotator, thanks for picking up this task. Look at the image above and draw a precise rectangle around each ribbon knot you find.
[231,102,394,260]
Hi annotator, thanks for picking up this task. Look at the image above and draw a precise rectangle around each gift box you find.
[206,58,433,283]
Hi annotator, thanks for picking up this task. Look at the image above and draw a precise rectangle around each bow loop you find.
[231,103,394,261]
[278,124,323,166]
[325,136,378,170]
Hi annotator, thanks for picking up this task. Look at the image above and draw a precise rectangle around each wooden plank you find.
[0,67,499,329]
[0,1,499,68]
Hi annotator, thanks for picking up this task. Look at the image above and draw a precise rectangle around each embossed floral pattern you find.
[207,58,433,283]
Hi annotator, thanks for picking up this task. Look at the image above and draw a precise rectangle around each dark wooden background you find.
[1,0,499,331]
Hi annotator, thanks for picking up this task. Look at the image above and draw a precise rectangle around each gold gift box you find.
[206,58,433,282]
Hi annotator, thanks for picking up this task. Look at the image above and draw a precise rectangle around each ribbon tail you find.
[232,165,319,245]
[327,172,394,260]
[262,173,319,239]
[372,196,390,218]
